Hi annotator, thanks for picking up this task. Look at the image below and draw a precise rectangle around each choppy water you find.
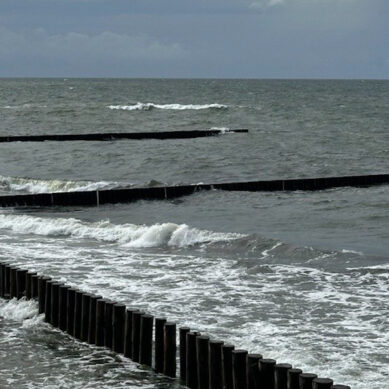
[0,79,388,388]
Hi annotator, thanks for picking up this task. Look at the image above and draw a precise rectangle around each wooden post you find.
[38,276,50,314]
[73,290,83,339]
[51,282,60,327]
[155,318,167,373]
[95,299,106,347]
[4,264,11,298]
[164,322,176,378]
[287,368,302,389]
[66,288,76,335]
[25,271,36,299]
[58,285,69,331]
[209,340,224,389]
[112,303,126,353]
[232,349,248,389]
[10,267,18,298]
[16,269,27,299]
[31,274,39,298]
[81,293,91,342]
[131,310,144,362]
[88,294,102,344]
[248,353,262,389]
[275,363,292,389]
[179,326,190,381]
[104,300,114,349]
[44,279,53,323]
[0,262,4,298]
[299,373,318,389]
[313,378,334,389]
[186,331,200,389]
[124,308,138,358]
[196,335,210,389]
[259,359,276,389]
[139,314,153,366]
[223,344,235,389]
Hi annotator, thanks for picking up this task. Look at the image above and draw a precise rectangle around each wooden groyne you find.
[0,129,248,142]
[0,173,388,208]
[0,261,351,389]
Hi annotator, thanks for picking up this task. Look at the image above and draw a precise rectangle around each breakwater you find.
[0,129,248,142]
[0,261,351,389]
[0,173,388,208]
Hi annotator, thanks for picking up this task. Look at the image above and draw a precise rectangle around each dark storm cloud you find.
[0,0,387,78]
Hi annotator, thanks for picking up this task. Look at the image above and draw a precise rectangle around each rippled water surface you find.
[0,79,388,388]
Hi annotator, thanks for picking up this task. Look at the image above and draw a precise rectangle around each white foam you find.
[108,102,228,111]
[0,297,39,321]
[0,214,244,248]
[209,126,231,133]
[0,175,120,194]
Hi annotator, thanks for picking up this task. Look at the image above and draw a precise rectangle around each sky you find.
[0,0,388,78]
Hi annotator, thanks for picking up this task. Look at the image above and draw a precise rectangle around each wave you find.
[0,175,123,194]
[0,297,39,322]
[0,214,244,248]
[108,102,228,111]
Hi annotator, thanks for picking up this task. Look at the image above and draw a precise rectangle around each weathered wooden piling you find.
[139,314,153,366]
[10,267,18,298]
[31,274,39,298]
[313,378,334,389]
[124,308,138,358]
[38,276,50,314]
[155,318,168,373]
[51,282,60,327]
[81,293,91,342]
[4,264,11,298]
[223,344,235,389]
[0,263,6,297]
[104,300,114,349]
[88,294,102,344]
[58,285,69,331]
[299,373,318,389]
[259,358,276,389]
[248,353,262,389]
[232,349,248,389]
[196,335,210,389]
[209,340,224,389]
[44,279,54,323]
[95,299,106,347]
[25,272,37,299]
[16,269,27,299]
[131,310,144,362]
[74,290,84,338]
[112,303,126,354]
[186,331,200,388]
[163,322,176,378]
[275,363,292,389]
[287,368,302,389]
[66,288,76,335]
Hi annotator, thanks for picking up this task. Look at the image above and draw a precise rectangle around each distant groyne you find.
[0,261,351,389]
[0,129,248,142]
[0,173,388,208]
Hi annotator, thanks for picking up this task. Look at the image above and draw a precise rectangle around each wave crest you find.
[108,102,228,111]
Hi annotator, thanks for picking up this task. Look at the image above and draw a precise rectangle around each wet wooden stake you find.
[81,293,91,342]
[4,264,11,298]
[124,308,138,358]
[31,274,39,299]
[209,340,224,389]
[51,283,60,327]
[313,378,334,389]
[38,276,50,314]
[88,294,102,344]
[10,267,18,299]
[25,271,36,299]
[155,318,167,373]
[299,373,318,389]
[73,290,84,339]
[58,285,69,331]
[275,363,292,389]
[44,280,54,323]
[248,353,262,389]
[139,314,153,366]
[112,303,126,353]
[131,310,144,362]
[232,349,248,389]
[196,336,210,389]
[223,344,235,389]
[66,288,76,335]
[95,299,106,347]
[0,262,4,298]
[163,322,176,378]
[287,368,302,389]
[259,358,276,389]
[104,300,114,349]
[186,331,200,389]
[16,269,27,299]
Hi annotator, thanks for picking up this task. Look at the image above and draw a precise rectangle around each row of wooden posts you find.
[0,261,351,389]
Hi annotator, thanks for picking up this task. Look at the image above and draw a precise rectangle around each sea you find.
[0,78,388,388]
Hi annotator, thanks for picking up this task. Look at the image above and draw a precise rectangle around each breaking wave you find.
[0,175,123,194]
[0,298,39,322]
[0,214,244,248]
[108,102,228,111]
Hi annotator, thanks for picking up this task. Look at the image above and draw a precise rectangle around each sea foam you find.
[108,102,228,111]
[0,298,39,322]
[0,214,243,248]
